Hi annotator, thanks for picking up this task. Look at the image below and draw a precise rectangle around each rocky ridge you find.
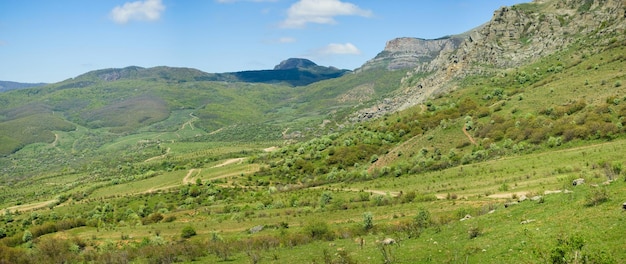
[357,36,465,72]
[353,0,626,121]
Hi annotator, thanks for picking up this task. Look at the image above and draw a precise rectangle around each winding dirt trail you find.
[211,158,244,168]
[51,133,60,147]
[462,126,478,146]
[144,147,170,162]
[180,113,198,130]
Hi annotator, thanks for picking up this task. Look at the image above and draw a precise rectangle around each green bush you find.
[363,212,374,231]
[585,188,610,207]
[181,226,197,239]
[304,221,334,241]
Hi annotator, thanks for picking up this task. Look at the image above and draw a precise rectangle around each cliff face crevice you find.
[352,0,626,121]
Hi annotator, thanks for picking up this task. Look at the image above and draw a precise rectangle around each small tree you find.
[414,208,431,229]
[22,230,33,243]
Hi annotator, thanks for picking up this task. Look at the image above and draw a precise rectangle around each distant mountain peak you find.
[273,58,318,70]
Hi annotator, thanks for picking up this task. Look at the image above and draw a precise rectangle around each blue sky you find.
[0,0,529,83]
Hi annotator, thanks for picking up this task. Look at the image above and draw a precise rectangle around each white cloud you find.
[280,0,372,28]
[110,0,165,24]
[278,37,296,43]
[316,43,361,56]
[216,0,278,3]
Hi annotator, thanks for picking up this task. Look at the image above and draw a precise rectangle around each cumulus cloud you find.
[316,43,361,56]
[281,0,372,28]
[110,0,165,24]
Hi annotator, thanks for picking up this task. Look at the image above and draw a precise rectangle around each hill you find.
[0,60,397,156]
[0,81,46,92]
[0,0,625,263]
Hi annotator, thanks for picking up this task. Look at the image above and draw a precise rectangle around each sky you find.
[0,0,530,83]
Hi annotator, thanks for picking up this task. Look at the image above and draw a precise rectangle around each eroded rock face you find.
[352,0,626,121]
[358,36,464,71]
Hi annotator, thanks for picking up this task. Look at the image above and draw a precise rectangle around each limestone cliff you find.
[357,36,465,72]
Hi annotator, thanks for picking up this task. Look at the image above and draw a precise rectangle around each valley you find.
[1,0,626,263]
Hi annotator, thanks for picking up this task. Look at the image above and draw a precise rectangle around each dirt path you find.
[263,146,279,152]
[209,127,224,135]
[183,169,201,184]
[462,126,478,146]
[51,133,60,147]
[211,158,245,168]
[369,133,426,173]
[144,147,170,162]
[344,188,401,197]
[4,199,58,213]
[180,113,198,130]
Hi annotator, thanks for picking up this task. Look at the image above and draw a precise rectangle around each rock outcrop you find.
[357,36,465,71]
[352,0,626,121]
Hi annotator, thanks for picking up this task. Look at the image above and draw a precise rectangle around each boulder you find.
[572,178,585,186]
[460,214,472,221]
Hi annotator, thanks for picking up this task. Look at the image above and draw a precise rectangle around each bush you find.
[585,188,609,207]
[181,226,197,239]
[363,212,374,231]
[22,230,33,243]
[468,226,481,239]
[304,221,334,241]
[414,208,431,229]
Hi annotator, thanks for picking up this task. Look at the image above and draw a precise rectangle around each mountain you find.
[60,59,349,87]
[273,58,318,70]
[229,58,350,86]
[0,81,46,92]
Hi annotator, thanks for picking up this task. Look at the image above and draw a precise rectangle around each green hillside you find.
[0,66,399,157]
[0,0,625,263]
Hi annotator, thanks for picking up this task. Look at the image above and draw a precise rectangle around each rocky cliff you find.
[353,0,626,121]
[357,36,465,71]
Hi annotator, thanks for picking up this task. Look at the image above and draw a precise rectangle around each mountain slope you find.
[355,0,626,119]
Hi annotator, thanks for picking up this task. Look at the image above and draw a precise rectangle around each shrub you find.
[414,208,432,229]
[304,221,334,241]
[22,230,33,243]
[181,226,197,239]
[585,188,609,207]
[468,226,481,239]
[363,212,374,231]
